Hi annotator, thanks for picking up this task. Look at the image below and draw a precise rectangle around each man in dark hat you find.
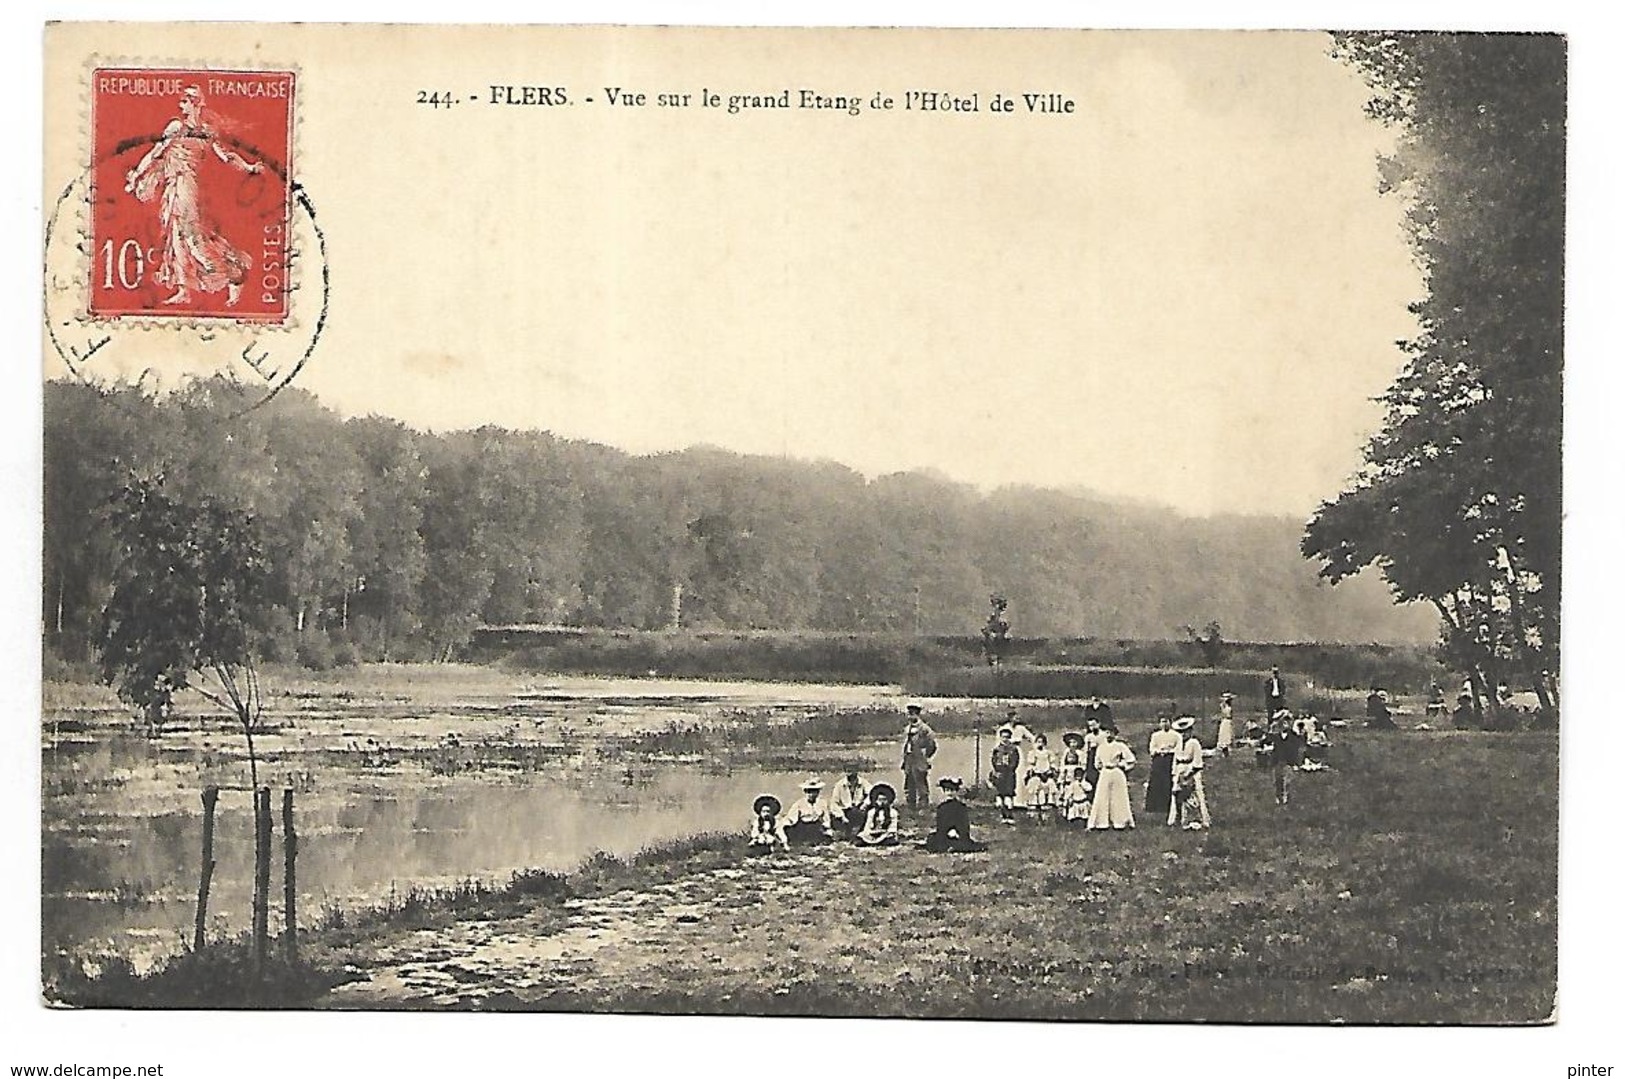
[900,705,938,810]
[1265,666,1287,715]
[1083,695,1116,732]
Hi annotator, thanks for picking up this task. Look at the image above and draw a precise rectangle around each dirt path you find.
[322,841,950,1009]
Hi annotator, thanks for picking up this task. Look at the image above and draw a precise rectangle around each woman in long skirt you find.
[1216,692,1236,756]
[1144,715,1179,818]
[1086,731,1137,830]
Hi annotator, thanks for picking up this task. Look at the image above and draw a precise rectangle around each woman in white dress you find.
[1216,692,1236,756]
[1169,717,1211,830]
[1086,731,1136,830]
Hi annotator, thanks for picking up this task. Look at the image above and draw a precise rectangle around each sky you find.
[43,26,1423,518]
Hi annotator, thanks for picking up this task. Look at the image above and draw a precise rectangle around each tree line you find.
[1304,33,1564,718]
[44,377,1431,669]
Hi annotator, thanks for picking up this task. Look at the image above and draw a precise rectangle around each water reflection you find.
[44,685,988,973]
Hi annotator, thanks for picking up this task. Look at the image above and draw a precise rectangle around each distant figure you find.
[1170,717,1210,830]
[1261,713,1301,806]
[1004,709,1036,804]
[1086,730,1137,831]
[830,768,870,835]
[1216,692,1236,755]
[922,777,988,852]
[1061,766,1093,825]
[1265,666,1287,715]
[900,705,938,810]
[1083,695,1116,732]
[1427,679,1448,718]
[990,726,1022,823]
[1455,680,1480,727]
[1082,718,1104,794]
[1144,715,1179,818]
[855,784,900,846]
[782,778,834,845]
[747,794,789,856]
[1302,720,1333,769]
[1365,687,1397,730]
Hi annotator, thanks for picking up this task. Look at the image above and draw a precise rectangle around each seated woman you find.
[921,777,988,852]
[1302,723,1333,769]
[781,777,835,845]
[746,794,789,856]
[855,783,901,846]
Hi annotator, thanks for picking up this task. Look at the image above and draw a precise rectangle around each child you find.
[747,794,789,856]
[1025,733,1059,824]
[856,783,900,846]
[990,725,1022,823]
[1062,766,1093,825]
[1060,731,1086,774]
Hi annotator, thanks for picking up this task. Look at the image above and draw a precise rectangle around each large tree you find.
[99,476,273,784]
[1304,33,1564,717]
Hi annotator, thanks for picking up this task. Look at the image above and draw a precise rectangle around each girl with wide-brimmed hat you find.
[855,783,900,846]
[747,794,788,855]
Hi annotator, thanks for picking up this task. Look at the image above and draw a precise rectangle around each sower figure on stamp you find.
[123,85,262,308]
[900,704,938,811]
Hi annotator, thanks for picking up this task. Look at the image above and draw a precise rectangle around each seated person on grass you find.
[855,783,901,846]
[782,777,835,845]
[829,767,871,836]
[921,777,989,853]
[747,794,789,856]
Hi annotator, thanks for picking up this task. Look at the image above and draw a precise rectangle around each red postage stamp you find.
[90,68,295,322]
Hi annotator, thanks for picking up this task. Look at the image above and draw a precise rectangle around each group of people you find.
[747,767,987,855]
[745,677,1345,857]
[988,707,1213,832]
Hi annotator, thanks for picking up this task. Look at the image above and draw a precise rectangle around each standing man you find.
[1264,666,1287,715]
[900,704,938,811]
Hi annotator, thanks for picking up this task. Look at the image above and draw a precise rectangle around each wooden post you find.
[194,786,219,952]
[282,788,298,966]
[253,787,271,975]
[973,721,982,787]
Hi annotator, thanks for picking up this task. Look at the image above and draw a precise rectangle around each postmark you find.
[45,64,327,414]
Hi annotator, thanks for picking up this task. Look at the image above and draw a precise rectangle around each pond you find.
[43,669,995,975]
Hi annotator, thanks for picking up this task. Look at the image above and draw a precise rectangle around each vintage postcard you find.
[37,22,1564,1027]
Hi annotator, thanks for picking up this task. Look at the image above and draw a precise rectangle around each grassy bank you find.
[484,629,1443,692]
[55,726,1556,1022]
